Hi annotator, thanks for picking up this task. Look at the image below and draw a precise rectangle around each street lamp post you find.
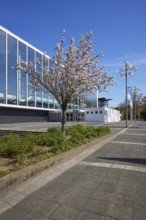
[119,61,137,128]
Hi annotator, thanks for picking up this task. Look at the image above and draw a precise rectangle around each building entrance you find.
[66,111,85,122]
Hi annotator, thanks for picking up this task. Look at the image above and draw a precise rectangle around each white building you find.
[85,107,121,122]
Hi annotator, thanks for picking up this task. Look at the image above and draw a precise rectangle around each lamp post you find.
[119,61,137,128]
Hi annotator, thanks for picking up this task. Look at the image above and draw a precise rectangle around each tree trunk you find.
[61,108,66,133]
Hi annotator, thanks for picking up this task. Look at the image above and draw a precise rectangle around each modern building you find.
[85,107,121,122]
[0,26,99,123]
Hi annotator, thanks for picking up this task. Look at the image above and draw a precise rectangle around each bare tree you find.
[12,32,116,132]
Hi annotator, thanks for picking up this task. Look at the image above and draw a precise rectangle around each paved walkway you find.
[0,121,146,220]
[0,121,128,132]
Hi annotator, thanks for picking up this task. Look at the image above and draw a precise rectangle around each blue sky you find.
[0,0,146,107]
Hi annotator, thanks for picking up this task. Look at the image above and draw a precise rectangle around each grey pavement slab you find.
[0,121,104,132]
[106,199,133,220]
[0,121,146,219]
[112,133,146,144]
[124,129,146,134]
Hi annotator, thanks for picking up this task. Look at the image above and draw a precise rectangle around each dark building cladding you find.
[0,107,61,123]
[98,98,112,108]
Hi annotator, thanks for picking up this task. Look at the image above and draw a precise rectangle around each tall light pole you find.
[119,61,137,128]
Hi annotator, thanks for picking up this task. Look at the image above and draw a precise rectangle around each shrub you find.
[0,134,34,160]
[31,148,48,156]
[66,124,85,135]
[35,129,65,147]
[0,125,111,163]
[84,126,97,139]
[66,124,110,146]
[0,171,8,177]
[50,143,71,154]
[69,132,85,146]
[95,126,111,137]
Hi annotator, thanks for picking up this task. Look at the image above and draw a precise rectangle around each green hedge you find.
[0,125,111,161]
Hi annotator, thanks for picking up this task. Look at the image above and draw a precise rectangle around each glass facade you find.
[18,41,27,106]
[0,26,61,110]
[0,26,98,115]
[7,35,17,105]
[0,30,6,103]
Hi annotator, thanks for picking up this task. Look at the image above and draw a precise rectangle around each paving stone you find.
[78,180,99,190]
[76,211,103,220]
[112,194,134,207]
[91,190,113,201]
[133,209,146,220]
[24,211,49,220]
[50,205,79,220]
[64,196,88,210]
[97,183,116,193]
[15,196,45,211]
[103,216,118,220]
[114,185,137,200]
[84,199,108,215]
[0,202,12,214]
[100,176,120,184]
[32,200,60,217]
[118,179,137,188]
[86,174,104,183]
[31,188,51,200]
[106,200,133,220]
[71,187,94,199]
[134,196,146,210]
[0,207,28,220]
[47,192,70,203]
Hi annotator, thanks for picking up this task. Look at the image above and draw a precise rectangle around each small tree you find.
[12,32,116,132]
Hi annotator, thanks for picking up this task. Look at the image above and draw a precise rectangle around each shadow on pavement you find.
[96,157,146,165]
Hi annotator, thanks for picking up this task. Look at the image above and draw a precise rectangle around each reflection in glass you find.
[18,41,27,105]
[49,93,54,109]
[36,52,42,107]
[0,30,6,103]
[28,47,35,106]
[43,90,48,108]
[7,35,17,104]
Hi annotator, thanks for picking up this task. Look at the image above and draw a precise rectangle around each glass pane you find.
[43,90,48,108]
[28,47,35,106]
[36,52,42,107]
[49,93,54,109]
[7,35,17,105]
[18,41,27,105]
[0,30,6,103]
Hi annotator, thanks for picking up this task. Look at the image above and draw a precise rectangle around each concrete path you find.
[0,120,127,132]
[0,121,103,132]
[0,121,146,220]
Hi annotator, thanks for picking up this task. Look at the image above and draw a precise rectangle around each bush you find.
[0,171,8,177]
[50,144,71,155]
[0,134,34,160]
[0,126,111,162]
[66,124,110,146]
[69,132,85,146]
[66,124,85,135]
[84,126,97,139]
[35,129,65,147]
[95,126,111,137]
